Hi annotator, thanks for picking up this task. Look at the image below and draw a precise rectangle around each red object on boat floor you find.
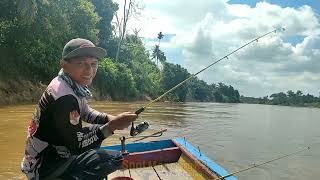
[111,176,134,180]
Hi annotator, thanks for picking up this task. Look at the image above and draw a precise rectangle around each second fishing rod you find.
[130,27,285,136]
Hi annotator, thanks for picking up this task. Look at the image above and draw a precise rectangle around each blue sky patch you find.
[282,35,305,46]
[163,48,184,65]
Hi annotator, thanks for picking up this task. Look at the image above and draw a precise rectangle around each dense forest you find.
[0,0,241,104]
[241,90,320,108]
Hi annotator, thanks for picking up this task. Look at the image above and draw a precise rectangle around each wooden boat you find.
[101,137,237,180]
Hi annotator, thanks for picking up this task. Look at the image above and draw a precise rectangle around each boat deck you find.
[108,162,193,180]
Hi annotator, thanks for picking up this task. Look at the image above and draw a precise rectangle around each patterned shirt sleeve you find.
[81,99,108,124]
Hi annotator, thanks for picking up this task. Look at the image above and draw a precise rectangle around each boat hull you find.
[101,138,237,180]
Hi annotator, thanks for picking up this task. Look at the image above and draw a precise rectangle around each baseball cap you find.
[62,38,106,60]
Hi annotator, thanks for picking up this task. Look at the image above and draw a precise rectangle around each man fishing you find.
[21,38,137,180]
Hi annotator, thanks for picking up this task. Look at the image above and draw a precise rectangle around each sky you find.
[113,0,320,97]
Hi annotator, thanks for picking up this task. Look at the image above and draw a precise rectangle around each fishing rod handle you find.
[135,107,145,115]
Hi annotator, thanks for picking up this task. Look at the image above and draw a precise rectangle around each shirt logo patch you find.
[28,120,38,137]
[70,110,80,125]
[28,106,41,137]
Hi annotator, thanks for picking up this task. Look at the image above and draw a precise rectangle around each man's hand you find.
[100,112,137,137]
[107,112,138,131]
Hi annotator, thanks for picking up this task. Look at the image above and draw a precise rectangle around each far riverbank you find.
[1,79,319,109]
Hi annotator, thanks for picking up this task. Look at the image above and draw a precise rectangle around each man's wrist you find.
[106,114,116,122]
[99,122,115,138]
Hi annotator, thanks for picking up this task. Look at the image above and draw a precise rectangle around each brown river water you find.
[0,101,319,180]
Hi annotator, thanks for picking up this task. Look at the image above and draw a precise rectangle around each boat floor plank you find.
[129,166,160,180]
[108,163,194,180]
[153,163,193,180]
[108,169,130,179]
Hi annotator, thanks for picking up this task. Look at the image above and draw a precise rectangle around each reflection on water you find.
[1,102,320,179]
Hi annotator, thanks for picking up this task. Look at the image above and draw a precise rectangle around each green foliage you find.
[215,83,240,103]
[130,48,161,98]
[186,78,212,102]
[0,0,105,82]
[94,58,137,100]
[313,102,320,108]
[241,90,320,107]
[160,63,240,102]
[152,32,166,66]
[152,45,166,65]
[89,0,118,48]
[102,34,163,99]
[161,62,190,101]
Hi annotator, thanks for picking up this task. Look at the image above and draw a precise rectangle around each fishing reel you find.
[130,121,149,136]
[130,107,148,136]
[120,107,166,156]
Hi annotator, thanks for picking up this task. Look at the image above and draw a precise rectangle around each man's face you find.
[61,57,98,86]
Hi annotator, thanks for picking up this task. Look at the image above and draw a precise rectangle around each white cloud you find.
[113,0,320,97]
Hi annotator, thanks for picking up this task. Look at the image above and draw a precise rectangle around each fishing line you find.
[126,129,167,141]
[213,146,310,180]
[130,27,285,136]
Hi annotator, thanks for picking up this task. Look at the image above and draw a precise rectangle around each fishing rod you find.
[130,27,285,136]
[213,146,310,180]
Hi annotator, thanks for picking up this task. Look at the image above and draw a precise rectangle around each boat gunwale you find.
[172,139,220,179]
[174,137,237,180]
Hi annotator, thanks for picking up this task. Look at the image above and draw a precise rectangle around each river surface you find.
[0,102,319,180]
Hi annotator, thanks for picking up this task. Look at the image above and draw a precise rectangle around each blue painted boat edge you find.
[175,137,237,180]
[101,139,175,153]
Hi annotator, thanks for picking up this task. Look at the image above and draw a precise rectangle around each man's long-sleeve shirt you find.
[21,76,110,179]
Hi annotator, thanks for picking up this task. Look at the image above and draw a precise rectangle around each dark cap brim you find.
[63,47,106,60]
